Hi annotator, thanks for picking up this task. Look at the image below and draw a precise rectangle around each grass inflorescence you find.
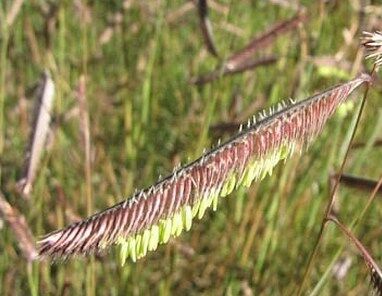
[38,74,370,262]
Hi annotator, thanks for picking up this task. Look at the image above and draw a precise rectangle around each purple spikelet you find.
[38,74,370,262]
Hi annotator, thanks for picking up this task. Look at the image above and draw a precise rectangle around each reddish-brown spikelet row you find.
[38,74,370,258]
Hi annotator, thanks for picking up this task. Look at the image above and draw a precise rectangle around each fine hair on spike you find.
[38,74,371,261]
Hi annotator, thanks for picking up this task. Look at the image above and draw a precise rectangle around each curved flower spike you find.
[38,74,371,263]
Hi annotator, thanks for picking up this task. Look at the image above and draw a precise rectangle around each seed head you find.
[362,31,382,68]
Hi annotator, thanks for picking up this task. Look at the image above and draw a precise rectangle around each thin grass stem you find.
[297,65,376,295]
[327,215,382,293]
[0,6,8,184]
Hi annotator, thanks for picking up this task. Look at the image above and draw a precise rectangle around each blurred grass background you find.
[1,0,382,295]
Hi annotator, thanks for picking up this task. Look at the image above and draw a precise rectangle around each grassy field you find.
[1,1,382,295]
